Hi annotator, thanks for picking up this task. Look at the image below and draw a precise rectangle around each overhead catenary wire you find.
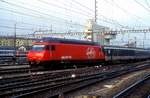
[0,0,85,28]
[0,18,53,28]
[0,0,131,31]
[104,0,147,26]
[1,0,127,29]
[12,0,92,20]
[135,0,150,13]
[59,0,95,15]
[71,0,95,13]
[0,7,85,27]
[67,0,131,29]
[145,0,150,8]
[0,0,68,21]
[97,16,132,29]
[0,8,85,34]
[37,0,94,18]
[0,0,149,35]
[0,25,34,31]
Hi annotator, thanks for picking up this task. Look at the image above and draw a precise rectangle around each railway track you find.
[0,61,144,85]
[0,66,108,86]
[0,62,149,98]
[0,66,108,98]
[0,65,44,76]
[0,60,149,76]
[113,73,150,98]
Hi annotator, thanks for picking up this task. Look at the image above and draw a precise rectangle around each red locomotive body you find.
[27,38,105,68]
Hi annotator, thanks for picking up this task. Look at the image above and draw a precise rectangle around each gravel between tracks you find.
[65,68,150,98]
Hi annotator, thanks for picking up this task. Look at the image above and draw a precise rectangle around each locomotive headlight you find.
[71,74,76,78]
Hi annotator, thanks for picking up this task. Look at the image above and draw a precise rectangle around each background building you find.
[84,19,117,45]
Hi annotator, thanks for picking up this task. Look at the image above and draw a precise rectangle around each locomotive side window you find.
[45,45,50,50]
[32,45,45,51]
[51,45,55,51]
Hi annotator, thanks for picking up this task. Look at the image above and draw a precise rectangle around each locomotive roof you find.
[38,37,99,45]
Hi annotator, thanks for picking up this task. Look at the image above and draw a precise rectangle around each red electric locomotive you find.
[27,37,105,68]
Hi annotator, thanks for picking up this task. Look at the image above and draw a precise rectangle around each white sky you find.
[0,0,150,47]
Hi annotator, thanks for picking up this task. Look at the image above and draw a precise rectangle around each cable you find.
[0,7,85,27]
[105,0,147,25]
[71,0,95,13]
[0,0,141,33]
[0,18,52,28]
[135,0,150,13]
[97,16,132,29]
[0,0,68,21]
[68,0,131,29]
[5,0,129,29]
[0,25,33,31]
[0,0,85,27]
[13,0,91,20]
[145,0,150,8]
[37,0,93,17]
[59,0,94,15]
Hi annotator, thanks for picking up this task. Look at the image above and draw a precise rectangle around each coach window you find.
[108,49,111,56]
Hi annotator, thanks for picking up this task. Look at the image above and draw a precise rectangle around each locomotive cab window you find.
[32,45,45,51]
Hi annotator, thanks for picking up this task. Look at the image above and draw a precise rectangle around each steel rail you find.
[113,74,150,98]
[10,64,150,98]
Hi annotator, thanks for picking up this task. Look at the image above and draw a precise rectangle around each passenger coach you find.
[103,45,150,62]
